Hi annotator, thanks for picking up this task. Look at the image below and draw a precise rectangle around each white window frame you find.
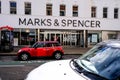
[60,5,66,16]
[10,1,17,14]
[91,7,96,18]
[73,5,78,17]
[46,4,52,16]
[25,2,31,15]
[103,7,108,18]
[114,8,119,19]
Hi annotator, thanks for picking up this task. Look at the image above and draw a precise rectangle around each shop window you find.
[91,7,96,18]
[114,8,119,19]
[103,7,108,18]
[88,34,98,45]
[46,4,52,16]
[10,1,17,14]
[25,2,31,15]
[60,5,66,16]
[0,1,1,14]
[73,6,78,17]
[108,34,117,39]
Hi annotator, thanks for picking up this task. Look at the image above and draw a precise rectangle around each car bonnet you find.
[26,60,88,80]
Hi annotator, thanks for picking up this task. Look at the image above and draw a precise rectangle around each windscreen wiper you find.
[70,59,85,73]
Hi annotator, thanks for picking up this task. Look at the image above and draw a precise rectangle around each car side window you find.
[36,43,45,48]
[45,43,52,47]
[53,43,60,46]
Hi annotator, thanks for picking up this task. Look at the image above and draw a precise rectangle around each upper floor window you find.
[25,2,31,15]
[103,7,108,18]
[10,1,17,14]
[114,8,119,19]
[73,6,78,17]
[0,1,1,13]
[91,7,96,18]
[46,4,52,16]
[60,5,65,16]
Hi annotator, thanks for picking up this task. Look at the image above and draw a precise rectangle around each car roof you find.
[98,39,120,48]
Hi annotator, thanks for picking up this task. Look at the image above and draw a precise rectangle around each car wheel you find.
[19,53,30,61]
[54,52,62,60]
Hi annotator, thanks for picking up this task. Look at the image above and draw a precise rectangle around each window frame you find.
[0,1,1,14]
[24,2,31,15]
[46,4,52,16]
[10,1,17,14]
[60,5,66,16]
[114,8,119,19]
[91,6,96,18]
[73,5,78,17]
[103,7,108,18]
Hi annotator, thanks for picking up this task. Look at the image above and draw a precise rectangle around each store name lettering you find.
[19,18,101,28]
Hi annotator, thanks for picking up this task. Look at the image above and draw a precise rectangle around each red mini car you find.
[17,41,64,60]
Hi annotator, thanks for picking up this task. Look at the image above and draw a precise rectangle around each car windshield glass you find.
[31,42,38,48]
[76,44,120,80]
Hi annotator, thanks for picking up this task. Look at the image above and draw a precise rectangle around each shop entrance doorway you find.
[40,31,84,47]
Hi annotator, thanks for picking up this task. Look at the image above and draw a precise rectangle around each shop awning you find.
[0,26,14,31]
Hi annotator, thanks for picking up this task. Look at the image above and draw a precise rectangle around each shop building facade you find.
[0,0,120,47]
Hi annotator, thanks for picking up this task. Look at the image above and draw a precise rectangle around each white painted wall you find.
[1,0,120,18]
[93,0,120,19]
[1,0,91,17]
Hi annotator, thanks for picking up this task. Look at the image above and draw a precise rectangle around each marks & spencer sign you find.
[1,15,120,30]
[19,17,101,29]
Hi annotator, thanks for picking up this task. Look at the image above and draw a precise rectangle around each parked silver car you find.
[26,40,120,80]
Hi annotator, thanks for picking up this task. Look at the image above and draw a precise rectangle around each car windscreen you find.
[31,42,38,48]
[31,42,45,48]
[76,45,120,80]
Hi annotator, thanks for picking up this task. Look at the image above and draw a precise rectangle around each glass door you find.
[40,31,83,47]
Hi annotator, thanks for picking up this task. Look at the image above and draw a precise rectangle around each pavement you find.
[63,47,91,54]
[0,46,92,56]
